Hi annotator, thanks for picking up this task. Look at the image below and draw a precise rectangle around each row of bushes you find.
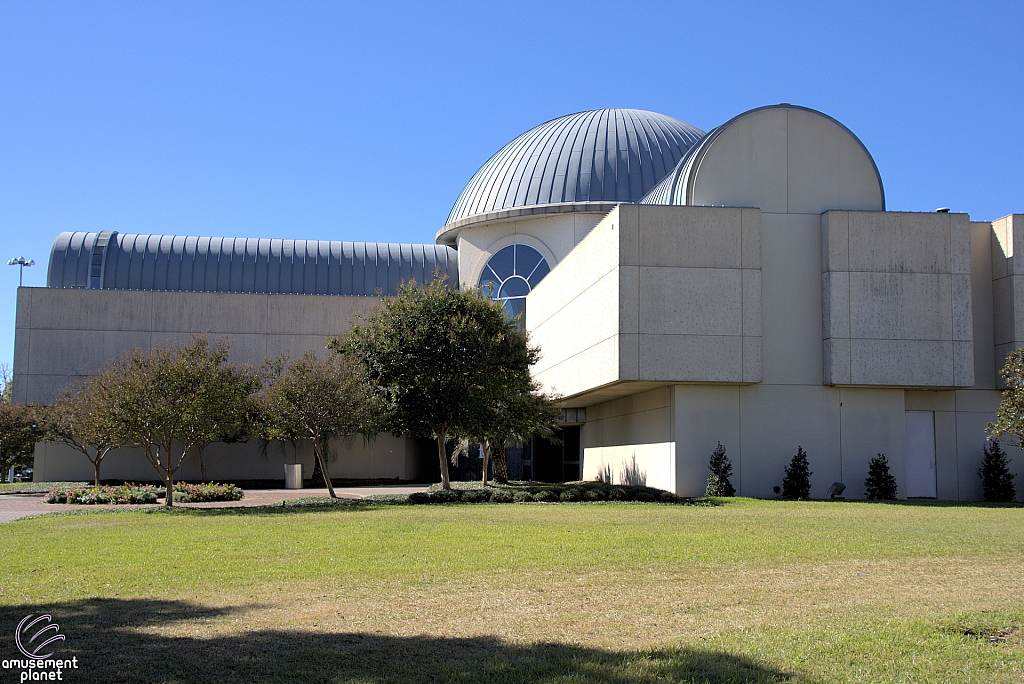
[411,482,681,505]
[43,482,244,505]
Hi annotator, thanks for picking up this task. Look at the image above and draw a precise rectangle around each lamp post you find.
[7,257,35,286]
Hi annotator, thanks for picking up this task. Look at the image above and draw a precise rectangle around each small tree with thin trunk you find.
[0,403,42,482]
[47,372,124,486]
[333,278,536,490]
[107,336,258,507]
[456,386,561,484]
[256,352,370,498]
[484,389,561,484]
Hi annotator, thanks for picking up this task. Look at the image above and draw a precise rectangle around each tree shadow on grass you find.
[0,598,796,683]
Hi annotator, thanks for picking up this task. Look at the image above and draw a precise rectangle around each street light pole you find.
[7,257,35,286]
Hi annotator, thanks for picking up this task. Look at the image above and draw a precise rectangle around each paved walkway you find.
[0,485,430,523]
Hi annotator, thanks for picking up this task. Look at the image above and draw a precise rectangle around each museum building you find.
[13,104,1024,499]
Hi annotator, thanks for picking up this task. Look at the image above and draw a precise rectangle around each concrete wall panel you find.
[823,211,973,388]
[582,443,675,492]
[690,108,790,213]
[970,222,996,389]
[737,384,842,499]
[672,385,741,497]
[837,388,906,499]
[761,213,823,385]
[785,107,884,214]
[638,267,741,335]
[638,206,741,269]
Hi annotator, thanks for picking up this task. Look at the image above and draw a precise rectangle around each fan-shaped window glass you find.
[478,244,550,318]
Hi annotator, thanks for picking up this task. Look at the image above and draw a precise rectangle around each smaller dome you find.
[444,109,706,235]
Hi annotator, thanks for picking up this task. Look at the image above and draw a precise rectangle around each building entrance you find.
[905,411,937,498]
[532,426,581,483]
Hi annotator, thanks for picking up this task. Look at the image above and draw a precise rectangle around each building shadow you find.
[0,598,796,683]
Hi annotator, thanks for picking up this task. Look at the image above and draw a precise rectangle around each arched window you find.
[478,243,551,318]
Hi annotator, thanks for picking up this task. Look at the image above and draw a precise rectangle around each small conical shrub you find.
[705,442,736,496]
[781,446,812,499]
[864,453,898,500]
[979,440,1017,502]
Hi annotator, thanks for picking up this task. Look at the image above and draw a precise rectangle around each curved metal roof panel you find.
[446,109,705,227]
[47,231,458,296]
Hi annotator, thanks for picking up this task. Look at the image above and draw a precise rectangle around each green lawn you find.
[2,499,1022,683]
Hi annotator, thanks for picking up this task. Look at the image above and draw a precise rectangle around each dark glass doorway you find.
[532,426,581,483]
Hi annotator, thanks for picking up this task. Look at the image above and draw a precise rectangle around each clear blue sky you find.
[1,1,1021,371]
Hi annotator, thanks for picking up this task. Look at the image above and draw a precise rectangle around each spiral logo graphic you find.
[15,615,65,659]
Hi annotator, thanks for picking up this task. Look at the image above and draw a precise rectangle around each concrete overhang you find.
[435,202,619,246]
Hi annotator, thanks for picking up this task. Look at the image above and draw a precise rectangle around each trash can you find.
[284,464,303,489]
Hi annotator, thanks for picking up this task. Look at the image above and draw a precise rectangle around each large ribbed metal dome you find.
[445,108,705,230]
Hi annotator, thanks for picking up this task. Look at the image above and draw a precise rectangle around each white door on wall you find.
[905,411,937,498]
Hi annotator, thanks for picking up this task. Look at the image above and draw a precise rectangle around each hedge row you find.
[410,483,680,505]
[43,482,244,505]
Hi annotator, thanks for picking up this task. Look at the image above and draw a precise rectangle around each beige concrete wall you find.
[455,212,605,288]
[581,387,672,449]
[527,204,762,399]
[971,221,997,389]
[581,443,675,492]
[13,287,431,482]
[991,214,1024,385]
[33,432,423,483]
[688,106,884,215]
[13,287,380,404]
[822,211,974,387]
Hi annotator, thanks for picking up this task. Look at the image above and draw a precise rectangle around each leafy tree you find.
[864,453,898,500]
[978,440,1017,502]
[333,278,538,490]
[107,336,258,507]
[0,364,12,404]
[256,352,370,498]
[781,446,812,499]
[989,349,1024,444]
[705,442,736,497]
[47,371,124,486]
[454,388,561,484]
[0,403,42,482]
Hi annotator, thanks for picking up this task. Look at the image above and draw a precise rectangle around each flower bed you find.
[43,484,160,505]
[173,482,244,503]
[43,482,244,505]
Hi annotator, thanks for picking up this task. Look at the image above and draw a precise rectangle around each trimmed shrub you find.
[512,490,532,503]
[174,482,244,503]
[460,489,490,503]
[657,490,678,503]
[608,486,629,501]
[407,491,431,504]
[559,487,584,502]
[705,442,736,497]
[632,489,656,502]
[43,484,159,505]
[979,440,1017,502]
[583,487,608,502]
[781,447,812,499]
[487,489,514,503]
[532,490,558,502]
[431,489,462,503]
[864,454,898,500]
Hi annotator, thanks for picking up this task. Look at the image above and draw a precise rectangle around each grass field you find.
[1,498,1022,683]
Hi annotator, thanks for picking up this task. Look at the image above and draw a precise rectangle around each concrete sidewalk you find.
[0,484,430,522]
